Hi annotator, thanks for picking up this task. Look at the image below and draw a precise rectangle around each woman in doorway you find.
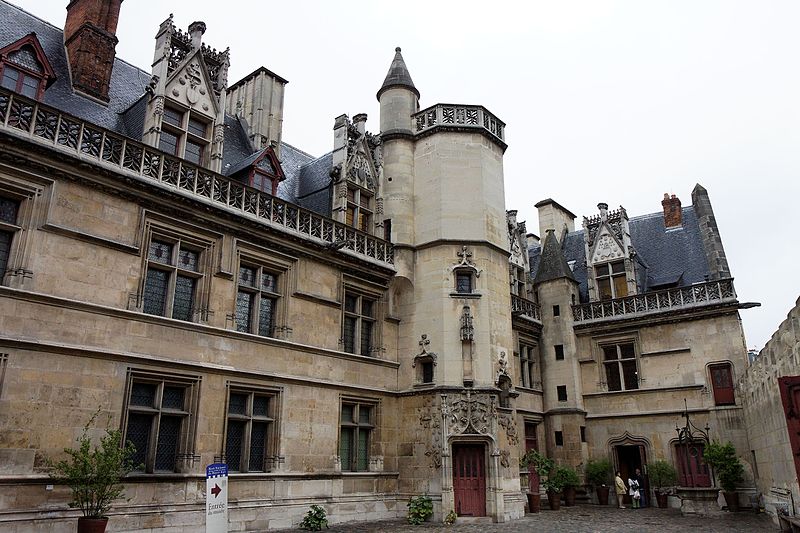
[628,472,640,509]
[614,471,627,509]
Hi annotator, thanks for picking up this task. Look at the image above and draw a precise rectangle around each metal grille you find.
[162,386,185,410]
[155,415,181,471]
[253,396,269,417]
[456,272,472,293]
[343,316,357,353]
[172,275,195,321]
[235,291,252,332]
[130,382,156,407]
[148,240,173,263]
[357,430,369,471]
[0,197,19,224]
[249,422,268,471]
[126,412,152,470]
[225,420,244,471]
[177,248,199,272]
[228,393,247,415]
[258,296,274,337]
[339,427,353,470]
[261,272,277,292]
[239,266,256,287]
[143,268,168,316]
[0,231,11,275]
[341,404,354,423]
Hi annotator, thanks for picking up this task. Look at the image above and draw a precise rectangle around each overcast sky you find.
[16,0,800,350]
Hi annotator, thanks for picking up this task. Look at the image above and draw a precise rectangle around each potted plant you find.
[704,441,744,512]
[520,450,554,513]
[585,458,612,505]
[647,460,678,508]
[558,466,580,507]
[48,412,137,533]
[542,465,575,510]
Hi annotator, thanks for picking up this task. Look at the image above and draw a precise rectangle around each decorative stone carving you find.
[499,449,510,468]
[460,306,474,341]
[591,231,624,263]
[419,395,442,469]
[442,391,496,436]
[152,95,164,116]
[456,246,475,270]
[412,334,437,367]
[498,412,519,445]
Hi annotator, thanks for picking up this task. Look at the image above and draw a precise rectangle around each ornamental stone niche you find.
[412,334,437,385]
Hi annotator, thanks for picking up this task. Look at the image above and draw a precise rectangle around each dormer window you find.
[596,260,627,300]
[159,106,210,166]
[0,36,55,101]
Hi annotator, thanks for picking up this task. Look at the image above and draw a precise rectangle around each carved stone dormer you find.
[143,16,230,173]
[582,203,637,301]
[331,114,383,235]
[507,210,530,298]
[451,246,482,297]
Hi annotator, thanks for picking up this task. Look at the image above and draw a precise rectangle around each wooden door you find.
[453,444,486,517]
[676,443,711,487]
[779,376,800,484]
[524,423,539,493]
[710,364,735,405]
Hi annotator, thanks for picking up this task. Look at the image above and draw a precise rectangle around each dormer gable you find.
[165,50,219,118]
[228,146,286,195]
[590,223,625,264]
[0,33,56,100]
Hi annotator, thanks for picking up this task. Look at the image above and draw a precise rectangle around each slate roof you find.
[529,206,711,303]
[377,47,419,99]
[533,231,576,285]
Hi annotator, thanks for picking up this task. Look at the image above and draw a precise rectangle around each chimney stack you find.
[64,0,123,102]
[662,193,682,228]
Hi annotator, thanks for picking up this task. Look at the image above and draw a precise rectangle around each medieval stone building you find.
[0,1,765,531]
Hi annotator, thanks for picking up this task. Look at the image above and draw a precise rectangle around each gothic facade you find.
[0,1,767,531]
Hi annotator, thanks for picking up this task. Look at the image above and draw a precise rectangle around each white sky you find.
[15,0,800,350]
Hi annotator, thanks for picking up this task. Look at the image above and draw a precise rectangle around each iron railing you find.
[572,279,736,322]
[0,89,394,265]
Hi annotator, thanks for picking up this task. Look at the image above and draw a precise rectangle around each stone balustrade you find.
[511,293,541,322]
[0,89,394,266]
[572,278,737,322]
[413,103,505,143]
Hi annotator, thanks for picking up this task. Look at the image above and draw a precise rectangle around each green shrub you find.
[648,460,678,493]
[543,465,579,492]
[47,410,137,518]
[520,450,554,477]
[585,458,612,487]
[299,504,329,531]
[407,494,434,525]
[444,509,457,525]
[704,441,744,492]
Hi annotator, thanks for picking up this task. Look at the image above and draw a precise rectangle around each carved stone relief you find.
[498,412,519,445]
[460,306,474,341]
[499,449,510,468]
[591,231,624,263]
[419,395,442,469]
[442,391,496,436]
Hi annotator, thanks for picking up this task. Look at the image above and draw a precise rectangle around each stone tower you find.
[378,48,521,521]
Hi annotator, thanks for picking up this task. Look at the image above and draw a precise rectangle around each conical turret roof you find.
[533,230,577,285]
[377,47,420,100]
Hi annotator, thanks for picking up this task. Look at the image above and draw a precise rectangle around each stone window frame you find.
[121,368,201,474]
[594,259,628,300]
[159,103,212,167]
[600,340,640,392]
[338,396,379,472]
[554,430,564,446]
[707,361,736,406]
[593,332,643,393]
[556,385,568,402]
[134,219,216,324]
[345,184,373,233]
[232,244,296,339]
[516,338,540,390]
[0,175,45,287]
[222,381,283,474]
[449,246,481,299]
[340,277,385,357]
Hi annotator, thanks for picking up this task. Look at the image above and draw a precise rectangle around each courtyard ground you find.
[285,505,777,532]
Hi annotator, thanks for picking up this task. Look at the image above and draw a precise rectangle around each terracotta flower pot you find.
[563,486,576,507]
[596,485,610,505]
[77,517,108,533]
[723,490,739,512]
[527,492,541,513]
[547,490,562,510]
[655,492,668,508]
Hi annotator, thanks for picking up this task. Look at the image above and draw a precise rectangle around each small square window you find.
[555,431,564,446]
[421,361,434,384]
[557,385,567,402]
[554,344,564,361]
[455,271,473,293]
[553,305,560,317]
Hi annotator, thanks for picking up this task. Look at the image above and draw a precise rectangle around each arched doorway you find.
[608,432,651,505]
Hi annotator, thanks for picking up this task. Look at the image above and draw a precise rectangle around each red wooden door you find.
[779,376,800,484]
[710,364,735,405]
[676,443,711,487]
[453,444,486,516]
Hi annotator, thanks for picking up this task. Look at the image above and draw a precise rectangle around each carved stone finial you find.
[418,334,430,354]
[395,46,402,52]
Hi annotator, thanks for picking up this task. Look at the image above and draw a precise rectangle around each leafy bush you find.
[543,465,579,492]
[300,504,329,531]
[407,494,433,525]
[585,458,612,487]
[648,460,678,493]
[48,411,137,518]
[520,450,554,477]
[444,509,457,525]
[704,441,744,492]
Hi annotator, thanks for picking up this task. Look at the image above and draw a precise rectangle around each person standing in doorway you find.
[628,473,640,509]
[615,471,627,509]
[634,467,646,508]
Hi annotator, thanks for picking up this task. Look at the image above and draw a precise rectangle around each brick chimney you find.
[662,193,682,228]
[64,0,123,102]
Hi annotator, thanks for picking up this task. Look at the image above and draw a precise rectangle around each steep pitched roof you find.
[533,230,576,285]
[376,47,419,100]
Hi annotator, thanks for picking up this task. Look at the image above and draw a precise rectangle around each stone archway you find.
[608,432,652,505]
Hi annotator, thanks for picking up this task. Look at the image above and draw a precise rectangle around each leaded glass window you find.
[142,237,203,322]
[596,260,628,300]
[345,187,373,232]
[0,196,20,278]
[602,342,639,391]
[235,264,280,337]
[124,378,192,473]
[339,402,374,472]
[160,106,210,167]
[342,292,375,356]
[225,390,275,473]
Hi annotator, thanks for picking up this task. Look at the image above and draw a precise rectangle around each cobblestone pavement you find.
[287,506,776,532]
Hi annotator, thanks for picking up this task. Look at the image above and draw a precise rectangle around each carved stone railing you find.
[572,279,737,323]
[0,89,393,266]
[511,293,541,322]
[413,103,505,143]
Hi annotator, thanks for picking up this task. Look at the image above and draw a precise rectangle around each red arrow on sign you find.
[211,483,222,498]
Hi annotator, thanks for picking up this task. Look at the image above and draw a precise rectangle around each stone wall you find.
[739,296,800,521]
